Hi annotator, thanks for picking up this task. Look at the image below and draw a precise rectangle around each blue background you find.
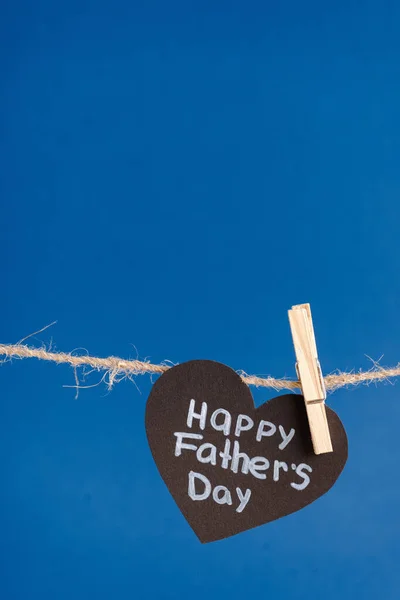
[1,1,400,598]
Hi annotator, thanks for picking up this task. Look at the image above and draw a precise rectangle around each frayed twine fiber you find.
[1,342,400,394]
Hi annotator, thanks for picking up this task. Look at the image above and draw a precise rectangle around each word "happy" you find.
[183,399,295,449]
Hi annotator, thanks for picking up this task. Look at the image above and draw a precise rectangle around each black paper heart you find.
[145,360,348,543]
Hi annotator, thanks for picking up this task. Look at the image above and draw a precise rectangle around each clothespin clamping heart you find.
[288,303,333,455]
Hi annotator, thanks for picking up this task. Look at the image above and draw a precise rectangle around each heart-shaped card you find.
[145,360,348,543]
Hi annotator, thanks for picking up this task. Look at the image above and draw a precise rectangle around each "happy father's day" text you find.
[173,400,312,513]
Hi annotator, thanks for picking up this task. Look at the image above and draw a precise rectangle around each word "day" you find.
[188,471,251,513]
[185,399,295,449]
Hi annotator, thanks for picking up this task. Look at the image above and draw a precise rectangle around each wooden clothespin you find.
[288,303,333,455]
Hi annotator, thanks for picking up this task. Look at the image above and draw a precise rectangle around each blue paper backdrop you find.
[1,2,400,598]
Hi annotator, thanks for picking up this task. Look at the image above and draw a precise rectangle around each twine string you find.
[0,342,399,393]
